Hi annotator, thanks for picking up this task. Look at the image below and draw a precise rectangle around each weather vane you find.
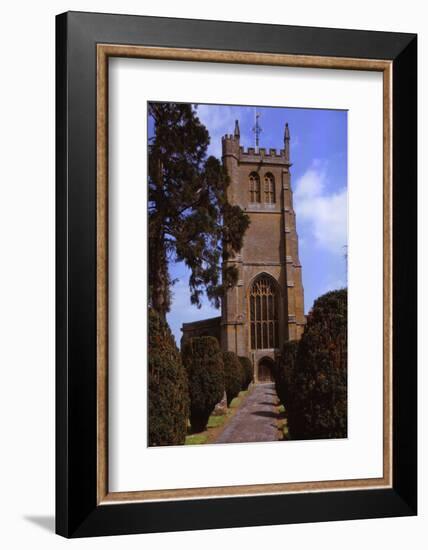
[252,108,262,151]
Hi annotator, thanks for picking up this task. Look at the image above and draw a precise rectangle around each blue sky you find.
[150,103,348,345]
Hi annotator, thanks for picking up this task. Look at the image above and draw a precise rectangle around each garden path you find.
[214,383,279,444]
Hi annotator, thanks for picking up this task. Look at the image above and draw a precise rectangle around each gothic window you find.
[264,173,275,203]
[249,172,261,203]
[249,275,279,350]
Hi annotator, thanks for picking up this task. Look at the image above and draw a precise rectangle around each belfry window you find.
[249,172,261,203]
[250,275,279,350]
[264,173,275,203]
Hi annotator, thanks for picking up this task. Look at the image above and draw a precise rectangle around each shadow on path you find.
[214,383,280,444]
[251,410,278,419]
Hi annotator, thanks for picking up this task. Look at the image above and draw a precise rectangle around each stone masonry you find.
[182,120,305,382]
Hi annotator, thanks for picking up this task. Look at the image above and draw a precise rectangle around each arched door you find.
[258,357,274,383]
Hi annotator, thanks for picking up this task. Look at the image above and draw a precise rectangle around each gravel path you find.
[214,383,279,444]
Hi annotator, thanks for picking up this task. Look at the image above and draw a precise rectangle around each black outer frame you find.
[56,11,417,538]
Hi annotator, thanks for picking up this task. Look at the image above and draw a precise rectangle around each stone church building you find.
[182,120,306,382]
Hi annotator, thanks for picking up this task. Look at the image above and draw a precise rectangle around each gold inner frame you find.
[96,44,393,505]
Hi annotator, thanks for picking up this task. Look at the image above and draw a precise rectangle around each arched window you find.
[264,173,275,203]
[249,275,279,350]
[249,172,261,203]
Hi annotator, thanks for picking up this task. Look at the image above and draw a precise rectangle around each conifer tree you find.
[148,308,188,446]
[148,103,250,317]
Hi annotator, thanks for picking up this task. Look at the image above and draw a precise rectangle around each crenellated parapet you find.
[222,120,292,166]
[241,146,285,157]
[222,139,289,160]
[238,145,291,166]
[221,133,240,157]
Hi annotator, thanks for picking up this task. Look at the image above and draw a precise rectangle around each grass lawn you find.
[185,433,208,445]
[229,389,249,409]
[184,388,253,445]
[207,415,226,429]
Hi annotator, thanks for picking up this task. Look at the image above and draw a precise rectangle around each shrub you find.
[182,337,225,433]
[223,351,242,406]
[148,308,189,446]
[273,340,299,408]
[286,289,348,440]
[238,356,253,390]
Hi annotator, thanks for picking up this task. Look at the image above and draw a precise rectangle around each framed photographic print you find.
[56,11,417,538]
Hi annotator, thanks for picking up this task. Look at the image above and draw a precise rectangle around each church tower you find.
[221,119,306,382]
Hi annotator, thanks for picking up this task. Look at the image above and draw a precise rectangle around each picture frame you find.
[56,11,417,538]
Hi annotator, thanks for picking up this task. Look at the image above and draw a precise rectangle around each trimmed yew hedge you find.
[222,351,243,406]
[182,336,225,433]
[273,340,299,408]
[285,289,348,440]
[148,308,189,446]
[238,356,253,390]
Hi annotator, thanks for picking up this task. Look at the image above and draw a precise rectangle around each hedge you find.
[222,351,243,406]
[148,308,189,446]
[238,356,253,390]
[286,289,347,440]
[273,340,299,409]
[182,336,225,433]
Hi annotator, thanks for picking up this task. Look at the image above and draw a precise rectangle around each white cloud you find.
[294,164,325,199]
[294,161,347,255]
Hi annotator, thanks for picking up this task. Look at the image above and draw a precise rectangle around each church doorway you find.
[257,357,274,383]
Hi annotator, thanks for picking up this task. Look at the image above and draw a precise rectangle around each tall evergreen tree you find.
[148,103,250,317]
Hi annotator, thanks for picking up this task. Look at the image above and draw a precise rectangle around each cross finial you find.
[252,109,262,151]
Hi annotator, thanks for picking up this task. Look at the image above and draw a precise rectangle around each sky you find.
[150,103,348,345]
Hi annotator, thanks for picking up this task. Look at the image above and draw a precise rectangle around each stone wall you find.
[181,316,222,348]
